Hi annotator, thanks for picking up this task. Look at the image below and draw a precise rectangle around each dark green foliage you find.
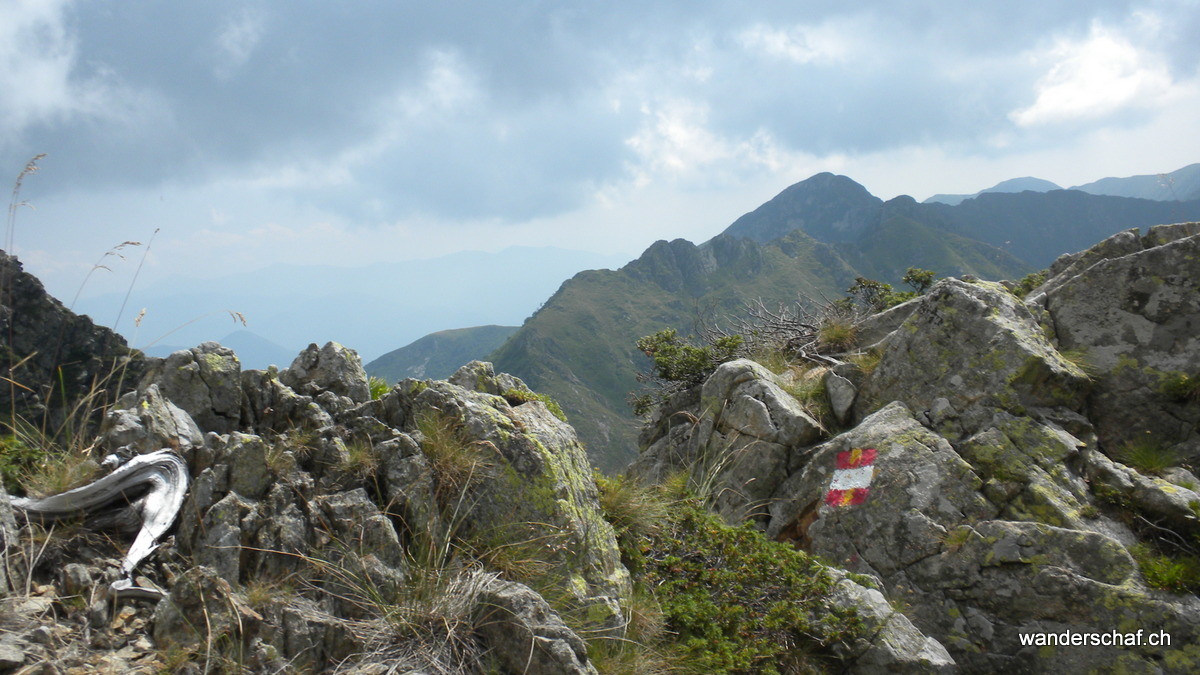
[636,329,743,387]
[843,267,938,312]
[901,267,936,293]
[1012,270,1047,298]
[630,502,860,673]
[0,434,44,493]
[1160,372,1200,402]
[1117,437,1184,477]
[501,388,567,422]
[1129,543,1200,594]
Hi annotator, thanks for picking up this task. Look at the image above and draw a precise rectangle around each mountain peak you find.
[721,173,883,244]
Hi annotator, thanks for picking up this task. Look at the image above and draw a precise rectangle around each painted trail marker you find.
[825,447,877,507]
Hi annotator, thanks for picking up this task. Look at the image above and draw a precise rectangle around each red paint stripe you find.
[824,487,871,507]
[836,447,878,470]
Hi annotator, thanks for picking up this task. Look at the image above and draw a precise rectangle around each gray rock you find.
[824,370,857,426]
[152,566,260,651]
[282,342,370,403]
[139,342,242,433]
[102,383,204,457]
[240,367,334,435]
[1041,231,1200,464]
[0,642,24,669]
[829,576,955,673]
[857,278,1090,437]
[473,579,598,675]
[400,375,631,629]
[0,484,16,596]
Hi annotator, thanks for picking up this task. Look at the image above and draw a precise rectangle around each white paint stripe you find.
[829,466,873,491]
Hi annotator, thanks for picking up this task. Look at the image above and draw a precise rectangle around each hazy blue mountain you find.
[1070,163,1200,201]
[366,325,519,382]
[73,247,629,364]
[924,191,1200,268]
[142,330,296,370]
[923,177,1061,206]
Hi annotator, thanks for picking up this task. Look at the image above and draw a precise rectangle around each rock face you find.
[0,250,145,436]
[1032,224,1200,464]
[634,230,1200,672]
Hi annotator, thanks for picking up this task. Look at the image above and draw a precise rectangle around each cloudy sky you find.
[4,0,1200,308]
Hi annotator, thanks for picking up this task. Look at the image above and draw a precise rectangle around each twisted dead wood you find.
[9,450,189,600]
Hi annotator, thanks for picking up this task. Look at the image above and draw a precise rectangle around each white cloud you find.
[213,9,266,79]
[0,0,92,134]
[737,22,851,64]
[1010,22,1177,126]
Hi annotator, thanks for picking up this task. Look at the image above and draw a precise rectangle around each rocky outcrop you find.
[0,250,145,436]
[631,233,1200,672]
[1031,224,1200,464]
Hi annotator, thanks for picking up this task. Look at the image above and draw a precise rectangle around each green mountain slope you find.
[366,325,519,382]
[489,170,1199,469]
[490,230,861,470]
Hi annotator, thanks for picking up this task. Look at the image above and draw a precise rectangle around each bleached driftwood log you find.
[9,450,188,600]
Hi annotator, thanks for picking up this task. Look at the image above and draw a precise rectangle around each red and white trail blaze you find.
[824,447,877,507]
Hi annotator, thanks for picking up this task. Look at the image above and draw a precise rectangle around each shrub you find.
[1012,271,1048,298]
[1160,372,1200,402]
[1117,436,1183,477]
[1129,543,1200,594]
[634,502,860,673]
[816,317,858,353]
[636,329,743,387]
[368,375,390,400]
[501,388,567,422]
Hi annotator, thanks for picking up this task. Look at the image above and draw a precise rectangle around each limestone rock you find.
[473,579,598,675]
[397,373,631,628]
[102,383,204,456]
[138,342,242,433]
[152,566,261,651]
[857,278,1091,437]
[633,359,824,524]
[829,576,955,673]
[282,342,370,403]
[1039,229,1200,464]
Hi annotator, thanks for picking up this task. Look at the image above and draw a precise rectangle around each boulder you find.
[473,579,598,675]
[1039,229,1200,464]
[632,359,824,524]
[102,383,204,457]
[282,342,370,404]
[138,342,242,433]
[392,364,631,630]
[856,278,1091,438]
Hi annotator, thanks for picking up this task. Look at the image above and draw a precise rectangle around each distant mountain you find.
[723,172,882,243]
[142,330,296,370]
[73,247,629,363]
[366,325,519,382]
[924,177,1061,206]
[490,230,868,470]
[1070,163,1200,201]
[924,191,1200,268]
[492,171,1200,468]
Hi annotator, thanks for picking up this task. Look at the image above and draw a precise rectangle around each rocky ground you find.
[1,222,1199,674]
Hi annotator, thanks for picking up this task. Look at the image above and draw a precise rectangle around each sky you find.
[4,0,1200,315]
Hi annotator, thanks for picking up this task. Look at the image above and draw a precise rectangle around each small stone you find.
[0,643,25,669]
[28,625,54,645]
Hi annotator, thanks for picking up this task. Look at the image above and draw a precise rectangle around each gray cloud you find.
[3,0,1197,226]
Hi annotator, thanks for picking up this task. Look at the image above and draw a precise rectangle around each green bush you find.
[1012,271,1047,298]
[1129,543,1200,594]
[1160,372,1200,402]
[0,434,45,494]
[368,375,390,400]
[1117,436,1183,477]
[636,329,743,387]
[622,501,860,673]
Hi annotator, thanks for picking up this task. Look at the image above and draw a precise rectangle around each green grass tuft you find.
[1117,436,1183,477]
[368,375,390,400]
